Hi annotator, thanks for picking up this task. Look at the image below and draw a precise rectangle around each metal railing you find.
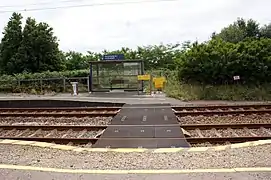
[0,77,89,93]
[0,70,174,94]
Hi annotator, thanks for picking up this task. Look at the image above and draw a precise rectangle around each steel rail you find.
[186,136,271,144]
[2,104,271,112]
[0,123,270,130]
[0,125,107,131]
[181,123,271,130]
[2,109,270,117]
[175,109,271,116]
[0,137,98,144]
[0,107,121,112]
[172,104,271,111]
[0,112,117,117]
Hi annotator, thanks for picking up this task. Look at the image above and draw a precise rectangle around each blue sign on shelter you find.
[102,54,125,60]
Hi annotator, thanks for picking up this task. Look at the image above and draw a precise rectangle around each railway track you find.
[173,104,271,116]
[0,107,121,112]
[1,104,271,117]
[0,123,270,145]
[172,104,271,111]
[0,107,119,117]
[0,104,270,146]
[0,112,116,118]
[183,123,271,144]
[0,125,105,145]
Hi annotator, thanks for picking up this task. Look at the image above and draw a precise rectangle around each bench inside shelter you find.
[110,79,130,90]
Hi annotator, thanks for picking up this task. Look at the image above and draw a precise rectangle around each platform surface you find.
[1,169,270,180]
[0,92,184,105]
[93,104,190,148]
[1,93,270,106]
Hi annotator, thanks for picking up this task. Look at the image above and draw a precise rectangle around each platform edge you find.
[0,139,270,153]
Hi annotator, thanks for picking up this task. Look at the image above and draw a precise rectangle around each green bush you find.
[177,38,271,85]
[0,69,89,81]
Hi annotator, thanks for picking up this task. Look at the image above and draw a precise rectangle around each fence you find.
[0,70,177,94]
[0,77,89,94]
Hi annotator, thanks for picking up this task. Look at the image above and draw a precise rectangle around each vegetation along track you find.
[0,104,270,146]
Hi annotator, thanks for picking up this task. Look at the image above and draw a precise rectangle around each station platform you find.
[0,92,269,106]
[0,92,185,106]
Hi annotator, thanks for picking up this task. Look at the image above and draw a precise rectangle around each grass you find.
[164,76,271,101]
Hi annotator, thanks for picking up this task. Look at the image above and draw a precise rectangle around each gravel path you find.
[0,144,270,170]
[0,117,113,126]
[178,114,271,124]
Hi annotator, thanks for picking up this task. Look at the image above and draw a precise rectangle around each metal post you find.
[40,79,43,92]
[149,74,152,95]
[97,64,100,85]
[63,78,66,92]
[141,60,144,92]
[17,80,21,92]
[87,76,90,92]
[89,63,93,92]
[137,80,140,95]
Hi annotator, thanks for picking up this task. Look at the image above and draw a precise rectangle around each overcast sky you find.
[0,0,270,53]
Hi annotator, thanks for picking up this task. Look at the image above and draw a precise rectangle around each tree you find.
[213,18,260,43]
[246,19,260,38]
[0,12,23,74]
[260,23,271,38]
[64,51,88,70]
[17,17,64,73]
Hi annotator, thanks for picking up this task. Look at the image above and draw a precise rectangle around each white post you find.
[71,82,78,96]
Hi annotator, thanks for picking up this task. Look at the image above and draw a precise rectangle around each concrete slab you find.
[155,127,182,138]
[93,104,190,148]
[92,138,190,148]
[101,126,155,138]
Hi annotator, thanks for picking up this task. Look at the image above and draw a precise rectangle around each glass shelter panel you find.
[90,60,144,92]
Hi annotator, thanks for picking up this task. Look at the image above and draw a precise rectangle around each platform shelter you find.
[89,59,144,92]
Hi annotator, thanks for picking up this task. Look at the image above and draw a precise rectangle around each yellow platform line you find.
[0,139,270,153]
[0,164,271,174]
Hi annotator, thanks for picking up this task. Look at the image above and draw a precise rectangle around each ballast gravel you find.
[186,128,271,138]
[0,129,103,138]
[0,144,270,170]
[0,117,113,126]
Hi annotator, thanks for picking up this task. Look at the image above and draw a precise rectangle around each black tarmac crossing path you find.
[93,104,190,148]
